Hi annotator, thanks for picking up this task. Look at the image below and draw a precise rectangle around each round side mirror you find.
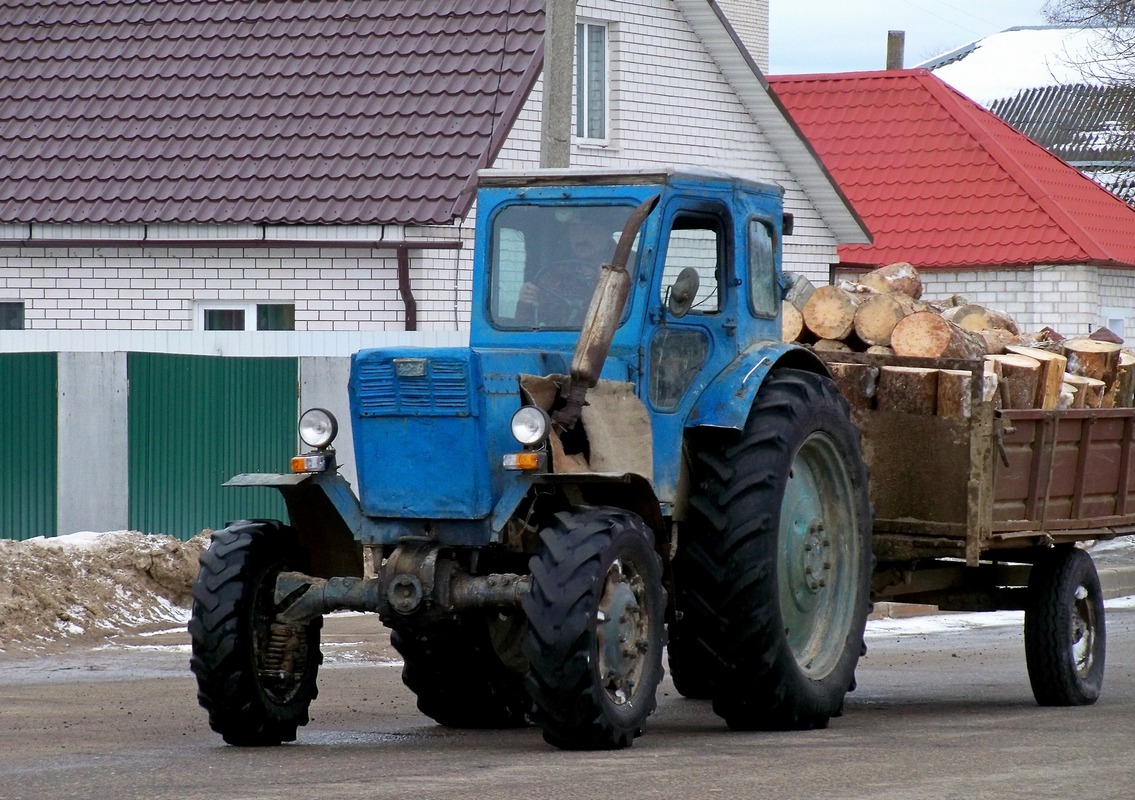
[667,267,701,318]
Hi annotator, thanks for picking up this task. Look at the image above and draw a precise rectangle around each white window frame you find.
[575,20,609,144]
[196,302,254,331]
[195,302,295,331]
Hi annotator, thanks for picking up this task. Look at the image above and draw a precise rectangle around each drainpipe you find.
[390,241,463,332]
[886,30,905,70]
[396,246,417,332]
[540,0,578,168]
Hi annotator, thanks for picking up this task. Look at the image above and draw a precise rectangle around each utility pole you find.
[540,0,577,168]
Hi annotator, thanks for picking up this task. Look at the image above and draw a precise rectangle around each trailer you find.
[821,351,1133,706]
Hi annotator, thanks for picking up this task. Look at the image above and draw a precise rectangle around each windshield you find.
[489,203,637,330]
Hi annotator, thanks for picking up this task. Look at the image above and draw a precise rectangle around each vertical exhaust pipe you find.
[553,195,659,430]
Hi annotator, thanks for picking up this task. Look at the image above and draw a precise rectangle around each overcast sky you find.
[768,0,1050,74]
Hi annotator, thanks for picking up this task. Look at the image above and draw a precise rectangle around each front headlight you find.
[510,405,551,447]
[299,408,338,450]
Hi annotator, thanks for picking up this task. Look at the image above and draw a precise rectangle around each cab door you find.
[642,198,738,508]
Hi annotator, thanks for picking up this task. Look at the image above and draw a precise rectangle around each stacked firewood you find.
[782,263,1135,417]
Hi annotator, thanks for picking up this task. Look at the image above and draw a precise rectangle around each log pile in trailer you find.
[783,263,1135,417]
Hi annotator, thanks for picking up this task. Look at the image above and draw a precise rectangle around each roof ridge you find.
[919,72,1114,262]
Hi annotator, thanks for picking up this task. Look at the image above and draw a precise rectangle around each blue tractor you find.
[189,169,873,750]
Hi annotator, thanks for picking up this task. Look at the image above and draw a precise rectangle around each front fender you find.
[225,471,366,578]
[686,342,829,431]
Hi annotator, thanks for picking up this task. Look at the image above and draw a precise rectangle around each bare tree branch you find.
[1043,0,1135,83]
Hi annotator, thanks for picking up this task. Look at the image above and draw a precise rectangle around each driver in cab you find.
[514,216,614,327]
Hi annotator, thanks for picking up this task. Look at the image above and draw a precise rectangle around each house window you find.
[256,304,296,331]
[204,308,245,331]
[0,301,24,330]
[575,21,607,140]
[199,303,295,331]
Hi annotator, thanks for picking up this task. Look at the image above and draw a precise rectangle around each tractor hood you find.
[348,346,578,522]
[349,347,491,520]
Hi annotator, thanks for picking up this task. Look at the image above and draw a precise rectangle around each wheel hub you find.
[800,521,831,593]
[786,514,831,613]
[777,433,861,679]
[597,563,650,706]
[254,618,309,704]
[1072,584,1096,677]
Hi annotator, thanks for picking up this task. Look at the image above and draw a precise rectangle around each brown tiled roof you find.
[0,0,545,226]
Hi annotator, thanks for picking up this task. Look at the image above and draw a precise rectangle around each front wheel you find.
[1025,547,1105,706]
[189,520,323,746]
[389,613,531,728]
[522,507,666,750]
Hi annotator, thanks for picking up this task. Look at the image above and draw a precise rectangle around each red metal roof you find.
[769,69,1135,269]
[0,0,545,226]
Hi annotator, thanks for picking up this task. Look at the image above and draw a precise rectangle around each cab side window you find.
[749,219,777,318]
[658,217,721,314]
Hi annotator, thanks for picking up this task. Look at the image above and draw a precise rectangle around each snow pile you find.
[925,27,1122,106]
[0,530,209,652]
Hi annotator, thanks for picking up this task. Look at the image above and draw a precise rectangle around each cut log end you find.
[782,301,804,343]
[802,284,863,341]
[891,311,987,360]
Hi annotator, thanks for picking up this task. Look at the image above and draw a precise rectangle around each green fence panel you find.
[128,354,297,540]
[0,353,57,540]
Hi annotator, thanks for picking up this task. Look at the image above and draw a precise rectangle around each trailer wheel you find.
[522,507,666,749]
[189,520,322,746]
[389,614,531,728]
[686,369,872,730]
[1025,547,1105,706]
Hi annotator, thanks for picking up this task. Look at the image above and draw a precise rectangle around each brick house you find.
[0,0,866,349]
[0,0,869,537]
[771,69,1135,338]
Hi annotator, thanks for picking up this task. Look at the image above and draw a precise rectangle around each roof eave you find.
[675,0,870,245]
[450,42,548,223]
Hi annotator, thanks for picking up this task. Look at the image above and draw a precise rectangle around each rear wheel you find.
[189,520,322,746]
[522,507,666,749]
[667,535,718,700]
[1025,546,1105,706]
[685,369,872,730]
[390,613,531,728]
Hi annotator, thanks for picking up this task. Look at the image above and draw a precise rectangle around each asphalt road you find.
[1,608,1134,800]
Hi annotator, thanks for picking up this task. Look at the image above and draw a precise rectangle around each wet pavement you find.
[1,606,1134,800]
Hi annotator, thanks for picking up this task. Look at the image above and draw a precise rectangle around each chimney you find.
[886,30,905,70]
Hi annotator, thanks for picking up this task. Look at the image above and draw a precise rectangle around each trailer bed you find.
[820,353,1135,566]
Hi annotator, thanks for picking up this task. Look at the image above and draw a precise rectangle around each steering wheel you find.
[523,260,599,326]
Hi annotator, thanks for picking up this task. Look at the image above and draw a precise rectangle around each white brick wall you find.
[913,264,1135,337]
[0,236,467,331]
[717,0,769,72]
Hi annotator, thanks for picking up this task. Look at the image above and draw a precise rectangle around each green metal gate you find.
[128,353,297,540]
[0,353,57,540]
